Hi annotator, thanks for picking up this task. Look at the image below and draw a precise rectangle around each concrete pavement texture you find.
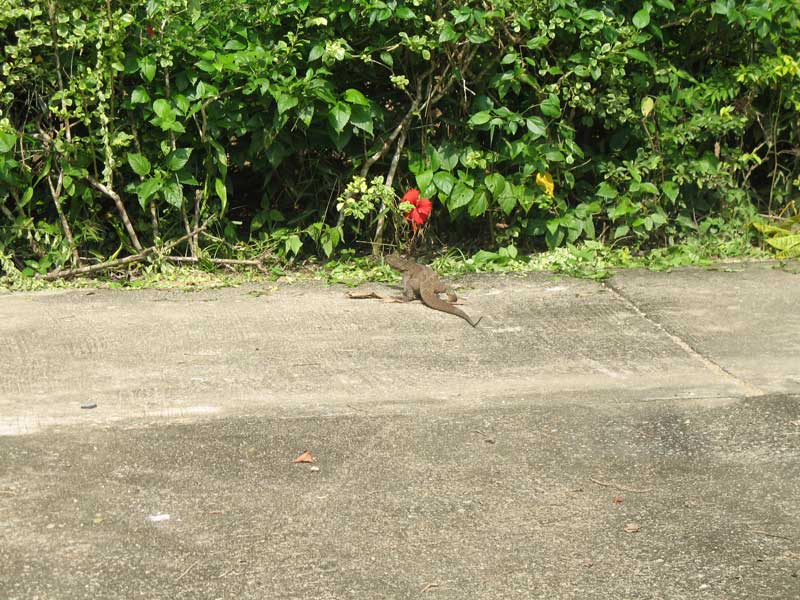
[0,261,798,599]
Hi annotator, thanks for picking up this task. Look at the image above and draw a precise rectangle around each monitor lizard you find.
[385,253,482,327]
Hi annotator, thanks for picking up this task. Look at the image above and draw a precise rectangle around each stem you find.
[48,1,72,143]
[128,115,160,240]
[372,123,409,256]
[47,168,80,266]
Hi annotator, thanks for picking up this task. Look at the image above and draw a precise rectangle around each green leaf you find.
[396,6,415,19]
[17,188,33,210]
[515,185,536,213]
[449,182,474,211]
[580,9,606,21]
[166,148,192,171]
[540,94,561,118]
[484,173,507,198]
[526,117,547,138]
[276,93,298,114]
[349,105,373,135]
[416,170,434,193]
[162,181,183,208]
[633,8,651,29]
[637,182,659,195]
[136,177,162,209]
[496,188,516,215]
[131,87,150,104]
[641,96,655,117]
[297,104,315,127]
[468,111,492,126]
[286,234,302,256]
[625,48,651,63]
[765,234,800,252]
[215,177,227,214]
[0,130,17,153]
[171,95,188,114]
[615,225,630,239]
[654,0,675,9]
[309,45,324,61]
[127,153,151,177]
[468,189,489,217]
[433,171,456,195]
[661,181,679,203]
[597,182,618,199]
[545,150,565,162]
[328,102,351,133]
[344,88,370,106]
[138,56,156,82]
[438,145,460,171]
[152,99,174,120]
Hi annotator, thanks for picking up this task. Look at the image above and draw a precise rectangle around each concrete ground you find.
[0,261,798,599]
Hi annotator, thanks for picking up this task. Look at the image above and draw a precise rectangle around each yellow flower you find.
[536,172,555,197]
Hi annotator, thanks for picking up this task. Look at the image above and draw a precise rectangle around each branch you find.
[371,121,410,256]
[359,99,421,180]
[38,220,212,281]
[86,175,143,251]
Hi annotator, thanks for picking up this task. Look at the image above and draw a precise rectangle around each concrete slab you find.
[1,261,799,598]
[610,263,800,394]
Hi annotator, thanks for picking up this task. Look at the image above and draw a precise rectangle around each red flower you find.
[402,188,432,230]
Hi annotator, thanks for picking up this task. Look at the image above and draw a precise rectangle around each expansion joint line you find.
[602,280,765,397]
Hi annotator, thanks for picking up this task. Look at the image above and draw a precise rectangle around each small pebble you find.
[80,403,97,409]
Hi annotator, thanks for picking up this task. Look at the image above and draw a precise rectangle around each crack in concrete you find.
[603,280,766,398]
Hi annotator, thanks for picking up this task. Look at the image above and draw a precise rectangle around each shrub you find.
[1,0,798,276]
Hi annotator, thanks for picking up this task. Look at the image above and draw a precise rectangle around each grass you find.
[0,223,791,293]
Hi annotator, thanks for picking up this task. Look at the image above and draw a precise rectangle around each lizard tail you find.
[420,285,482,327]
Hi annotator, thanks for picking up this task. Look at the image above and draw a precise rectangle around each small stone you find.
[80,403,97,410]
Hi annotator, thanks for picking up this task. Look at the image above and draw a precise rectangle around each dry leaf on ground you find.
[347,291,382,300]
[293,450,315,463]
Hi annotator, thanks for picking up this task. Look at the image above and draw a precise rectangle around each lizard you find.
[385,253,482,327]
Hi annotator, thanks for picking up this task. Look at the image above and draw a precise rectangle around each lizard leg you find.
[401,273,416,301]
[435,281,458,304]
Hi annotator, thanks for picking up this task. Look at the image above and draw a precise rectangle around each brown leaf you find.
[293,450,315,463]
[347,291,381,300]
[613,496,624,504]
[624,522,641,533]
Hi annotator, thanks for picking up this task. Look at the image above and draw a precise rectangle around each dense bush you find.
[1,0,798,276]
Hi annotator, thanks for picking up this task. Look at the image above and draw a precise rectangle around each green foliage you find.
[1,0,799,277]
[752,207,800,259]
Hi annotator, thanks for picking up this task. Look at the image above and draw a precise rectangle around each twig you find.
[750,529,794,541]
[421,583,441,593]
[175,560,199,582]
[590,478,652,494]
[38,220,211,281]
[164,256,269,274]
